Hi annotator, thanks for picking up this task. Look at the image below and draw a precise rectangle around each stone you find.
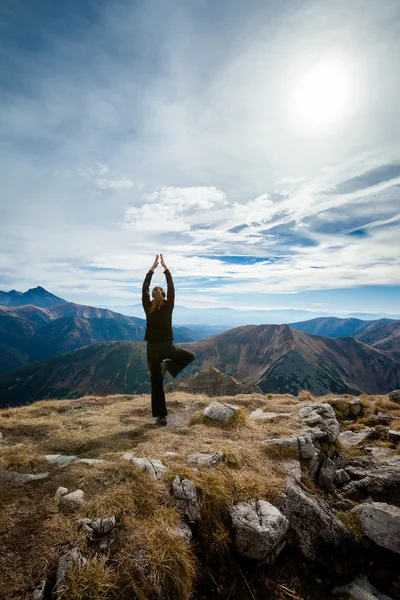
[187,451,224,467]
[339,428,373,447]
[54,486,69,501]
[230,500,289,562]
[170,523,193,545]
[348,398,363,417]
[45,454,78,467]
[164,451,178,457]
[388,430,400,443]
[30,580,46,600]
[297,402,340,442]
[334,469,351,487]
[59,489,85,512]
[90,516,116,535]
[204,401,238,424]
[250,410,291,421]
[0,469,49,483]
[77,458,106,465]
[275,483,350,562]
[281,460,302,482]
[333,576,394,600]
[55,548,87,597]
[172,476,201,522]
[351,502,400,553]
[296,433,316,460]
[261,437,299,454]
[389,390,400,403]
[123,454,167,480]
[341,455,400,501]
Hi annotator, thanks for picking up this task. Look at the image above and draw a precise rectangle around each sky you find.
[1,0,400,314]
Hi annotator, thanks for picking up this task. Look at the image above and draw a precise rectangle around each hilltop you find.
[1,389,400,599]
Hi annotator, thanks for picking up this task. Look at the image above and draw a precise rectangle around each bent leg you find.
[164,345,195,378]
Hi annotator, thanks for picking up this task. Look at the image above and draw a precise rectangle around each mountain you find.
[355,321,400,361]
[290,316,398,338]
[0,302,196,374]
[165,366,262,396]
[0,286,67,307]
[1,324,399,406]
[0,341,148,407]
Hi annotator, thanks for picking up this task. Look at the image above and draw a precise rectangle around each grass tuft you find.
[337,511,363,540]
[59,558,117,600]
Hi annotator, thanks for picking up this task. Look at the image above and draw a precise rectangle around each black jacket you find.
[142,269,175,342]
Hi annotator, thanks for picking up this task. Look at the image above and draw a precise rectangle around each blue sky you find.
[1,0,399,313]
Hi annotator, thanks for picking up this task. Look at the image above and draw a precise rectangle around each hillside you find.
[356,321,400,361]
[0,286,67,307]
[290,316,398,338]
[1,325,400,406]
[1,390,399,599]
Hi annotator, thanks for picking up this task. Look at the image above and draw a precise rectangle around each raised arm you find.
[160,254,175,309]
[142,255,158,312]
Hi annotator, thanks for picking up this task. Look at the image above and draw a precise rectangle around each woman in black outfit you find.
[142,253,195,426]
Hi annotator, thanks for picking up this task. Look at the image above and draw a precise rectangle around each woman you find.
[142,253,195,426]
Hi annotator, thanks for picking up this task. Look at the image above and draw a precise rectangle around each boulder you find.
[230,500,289,562]
[172,476,201,522]
[389,390,400,403]
[262,434,316,461]
[30,580,46,600]
[339,428,373,447]
[204,401,239,424]
[275,483,350,562]
[341,455,400,501]
[187,451,224,467]
[45,454,78,467]
[90,516,116,535]
[297,403,340,442]
[351,502,400,553]
[59,490,85,512]
[333,576,394,600]
[55,548,87,597]
[388,430,400,444]
[54,487,69,501]
[123,454,167,480]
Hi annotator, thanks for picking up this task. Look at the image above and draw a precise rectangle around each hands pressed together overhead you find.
[150,254,168,272]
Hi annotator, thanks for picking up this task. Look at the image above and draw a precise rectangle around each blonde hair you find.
[149,286,166,313]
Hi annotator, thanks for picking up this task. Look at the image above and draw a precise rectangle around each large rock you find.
[341,455,400,501]
[230,500,289,562]
[351,502,400,553]
[333,576,394,600]
[262,434,316,461]
[123,454,167,480]
[389,390,400,403]
[388,430,400,444]
[204,401,239,424]
[187,451,224,467]
[55,548,87,597]
[172,476,201,522]
[297,402,340,442]
[339,428,373,447]
[275,483,350,562]
[59,490,85,512]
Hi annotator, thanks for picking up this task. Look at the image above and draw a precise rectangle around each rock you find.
[318,458,337,492]
[172,476,201,522]
[250,410,291,421]
[366,413,394,426]
[0,469,49,483]
[275,483,350,562]
[187,451,224,467]
[348,398,363,417]
[90,516,116,535]
[351,502,400,553]
[262,437,299,453]
[54,486,69,501]
[341,455,400,501]
[339,428,373,447]
[297,433,316,460]
[230,500,289,562]
[55,547,87,597]
[59,489,85,512]
[334,469,351,487]
[281,460,302,483]
[77,458,106,465]
[164,452,178,457]
[170,523,193,545]
[123,454,167,480]
[45,454,78,467]
[388,430,400,443]
[204,401,239,424]
[333,576,394,600]
[389,390,400,403]
[297,403,340,442]
[30,579,46,600]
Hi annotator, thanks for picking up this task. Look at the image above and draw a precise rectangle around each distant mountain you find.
[355,321,400,361]
[0,301,196,374]
[0,342,148,407]
[1,324,399,406]
[290,316,398,338]
[165,366,262,396]
[0,286,67,308]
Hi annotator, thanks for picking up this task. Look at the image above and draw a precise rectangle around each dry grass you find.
[60,558,117,600]
[189,407,248,429]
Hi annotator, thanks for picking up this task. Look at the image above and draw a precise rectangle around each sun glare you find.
[291,59,352,133]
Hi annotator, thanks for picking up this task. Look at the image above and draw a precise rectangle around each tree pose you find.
[142,254,195,426]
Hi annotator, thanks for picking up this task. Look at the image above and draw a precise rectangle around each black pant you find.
[146,341,195,417]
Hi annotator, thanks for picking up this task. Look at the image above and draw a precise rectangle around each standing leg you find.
[163,345,195,378]
[147,350,167,418]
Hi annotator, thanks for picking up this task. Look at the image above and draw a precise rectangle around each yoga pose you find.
[142,254,195,426]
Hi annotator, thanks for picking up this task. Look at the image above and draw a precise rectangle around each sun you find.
[291,59,352,133]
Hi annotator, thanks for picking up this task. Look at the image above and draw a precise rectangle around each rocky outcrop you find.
[230,500,289,562]
[30,580,46,600]
[172,476,201,522]
[55,548,87,597]
[165,366,262,396]
[341,455,400,501]
[339,428,373,447]
[123,454,167,480]
[389,390,400,403]
[1,469,49,483]
[187,451,224,467]
[351,502,400,553]
[203,401,239,424]
[333,576,394,600]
